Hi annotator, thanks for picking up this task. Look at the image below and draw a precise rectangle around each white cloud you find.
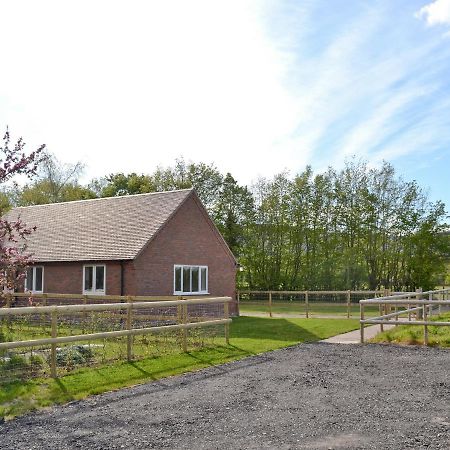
[416,0,450,26]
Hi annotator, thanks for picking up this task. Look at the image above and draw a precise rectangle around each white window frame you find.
[83,264,106,295]
[25,266,44,293]
[173,265,208,295]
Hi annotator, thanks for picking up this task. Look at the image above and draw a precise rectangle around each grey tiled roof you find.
[4,189,193,262]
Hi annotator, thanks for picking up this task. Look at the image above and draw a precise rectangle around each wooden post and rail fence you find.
[0,295,232,378]
[236,289,395,318]
[0,291,225,306]
[359,288,450,346]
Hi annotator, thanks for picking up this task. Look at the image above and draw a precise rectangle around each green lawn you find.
[371,312,450,347]
[0,316,359,419]
[239,301,380,317]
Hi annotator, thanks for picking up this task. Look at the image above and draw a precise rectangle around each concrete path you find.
[322,323,396,344]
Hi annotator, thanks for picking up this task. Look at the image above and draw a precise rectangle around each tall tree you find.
[152,158,223,211]
[98,173,155,197]
[212,173,254,258]
[11,152,96,205]
[239,161,448,291]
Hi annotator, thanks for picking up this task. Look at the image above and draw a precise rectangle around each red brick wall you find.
[133,194,237,310]
[28,260,133,296]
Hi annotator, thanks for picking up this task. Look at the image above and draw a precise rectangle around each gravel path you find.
[1,343,449,449]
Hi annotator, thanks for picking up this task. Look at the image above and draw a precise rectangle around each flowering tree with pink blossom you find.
[0,129,45,293]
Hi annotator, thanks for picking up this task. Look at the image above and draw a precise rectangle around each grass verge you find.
[0,316,358,420]
[371,312,450,347]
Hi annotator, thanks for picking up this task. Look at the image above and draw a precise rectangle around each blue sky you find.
[0,0,449,208]
[261,0,450,207]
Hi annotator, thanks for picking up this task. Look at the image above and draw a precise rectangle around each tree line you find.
[1,149,449,291]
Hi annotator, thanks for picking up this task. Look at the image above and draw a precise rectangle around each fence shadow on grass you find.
[21,347,270,419]
[230,316,322,342]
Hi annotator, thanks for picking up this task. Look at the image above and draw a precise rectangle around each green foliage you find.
[98,172,156,197]
[211,173,255,258]
[239,161,449,291]
[16,180,97,205]
[0,354,30,379]
[9,152,96,206]
[5,153,449,291]
[152,158,223,210]
[372,313,450,347]
[29,355,44,367]
[55,345,94,366]
[0,190,11,211]
[97,158,224,212]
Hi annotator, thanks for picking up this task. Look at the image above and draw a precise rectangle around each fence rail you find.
[237,289,408,318]
[0,295,231,379]
[359,288,450,345]
[0,291,222,307]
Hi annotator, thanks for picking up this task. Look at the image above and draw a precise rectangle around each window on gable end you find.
[174,265,208,295]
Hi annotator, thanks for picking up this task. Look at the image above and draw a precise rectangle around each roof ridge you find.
[11,188,194,209]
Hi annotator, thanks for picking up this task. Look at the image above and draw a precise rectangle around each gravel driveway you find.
[1,343,449,449]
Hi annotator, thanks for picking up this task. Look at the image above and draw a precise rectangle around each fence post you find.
[416,288,423,320]
[224,300,230,345]
[305,291,309,319]
[82,294,88,334]
[385,289,391,322]
[182,297,188,352]
[360,302,365,343]
[423,299,428,346]
[236,291,240,317]
[2,294,11,327]
[177,296,183,350]
[5,294,11,327]
[268,291,273,318]
[394,290,398,325]
[428,292,433,318]
[5,293,11,308]
[50,309,57,378]
[126,296,133,361]
[346,290,351,319]
[407,295,411,322]
[379,303,384,333]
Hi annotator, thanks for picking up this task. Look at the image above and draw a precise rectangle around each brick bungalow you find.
[5,189,237,310]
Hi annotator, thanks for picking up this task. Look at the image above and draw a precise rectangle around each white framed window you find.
[25,266,44,293]
[174,265,208,295]
[83,265,106,295]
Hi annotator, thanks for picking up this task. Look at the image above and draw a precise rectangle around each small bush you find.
[0,354,31,380]
[55,345,94,367]
[29,355,44,375]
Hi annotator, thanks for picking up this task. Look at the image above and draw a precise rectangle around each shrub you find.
[55,345,94,367]
[0,354,30,380]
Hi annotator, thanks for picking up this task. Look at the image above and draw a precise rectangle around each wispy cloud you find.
[416,0,450,27]
[260,0,450,183]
